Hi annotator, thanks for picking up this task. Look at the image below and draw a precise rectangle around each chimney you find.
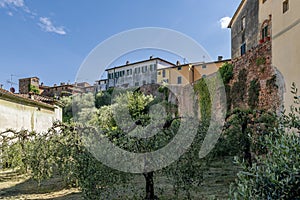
[41,82,44,86]
[126,61,130,65]
[54,84,57,87]
[149,55,153,59]
[176,60,181,66]
[60,82,65,86]
[218,56,223,61]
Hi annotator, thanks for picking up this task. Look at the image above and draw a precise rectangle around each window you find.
[202,64,207,69]
[142,66,147,73]
[202,75,207,78]
[178,66,182,70]
[157,71,161,75]
[151,80,155,84]
[142,80,146,85]
[241,43,246,56]
[138,67,141,73]
[130,69,132,75]
[127,69,130,75]
[283,0,289,13]
[242,32,245,43]
[150,64,155,71]
[135,82,139,86]
[241,17,246,31]
[177,76,182,84]
[153,64,157,70]
[262,25,269,39]
[162,69,166,78]
[263,0,267,3]
[134,68,137,74]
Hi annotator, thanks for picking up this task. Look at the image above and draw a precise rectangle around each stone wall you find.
[229,41,283,112]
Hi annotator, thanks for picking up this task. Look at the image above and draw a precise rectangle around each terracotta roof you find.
[0,88,62,109]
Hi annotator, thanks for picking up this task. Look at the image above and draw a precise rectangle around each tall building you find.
[228,0,260,59]
[19,77,40,94]
[229,0,300,108]
[264,0,300,108]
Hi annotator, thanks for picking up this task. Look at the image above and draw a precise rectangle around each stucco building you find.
[157,58,231,85]
[105,57,175,88]
[0,88,62,133]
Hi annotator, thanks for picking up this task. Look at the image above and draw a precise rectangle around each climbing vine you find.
[248,79,260,109]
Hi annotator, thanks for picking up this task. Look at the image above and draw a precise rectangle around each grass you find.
[0,157,237,199]
[0,169,82,200]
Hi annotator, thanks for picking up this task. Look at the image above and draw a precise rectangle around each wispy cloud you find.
[0,0,24,8]
[0,0,67,35]
[219,17,232,29]
[38,17,66,35]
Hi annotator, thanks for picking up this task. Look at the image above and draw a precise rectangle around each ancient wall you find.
[229,41,283,112]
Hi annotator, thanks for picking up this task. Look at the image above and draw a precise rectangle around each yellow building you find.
[157,59,231,85]
[259,0,300,108]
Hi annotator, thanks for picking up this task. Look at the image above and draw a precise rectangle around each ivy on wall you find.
[248,79,261,109]
[231,69,247,108]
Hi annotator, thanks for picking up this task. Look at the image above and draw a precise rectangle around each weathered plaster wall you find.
[0,98,62,133]
[231,0,259,59]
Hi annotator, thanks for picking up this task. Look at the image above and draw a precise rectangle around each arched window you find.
[260,19,270,43]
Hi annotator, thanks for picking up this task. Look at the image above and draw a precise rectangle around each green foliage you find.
[194,78,211,121]
[95,91,112,108]
[231,69,247,108]
[60,96,73,122]
[230,83,300,199]
[218,62,234,112]
[256,57,266,66]
[209,109,277,164]
[219,62,234,84]
[248,79,260,109]
[165,123,207,199]
[28,84,40,94]
[230,133,300,199]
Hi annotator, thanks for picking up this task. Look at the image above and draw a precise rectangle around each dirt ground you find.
[0,169,82,200]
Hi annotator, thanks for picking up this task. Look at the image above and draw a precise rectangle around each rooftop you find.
[105,57,175,71]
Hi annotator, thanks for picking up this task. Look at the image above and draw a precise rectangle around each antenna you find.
[6,74,17,88]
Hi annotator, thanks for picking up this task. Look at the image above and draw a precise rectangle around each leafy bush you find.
[229,83,300,199]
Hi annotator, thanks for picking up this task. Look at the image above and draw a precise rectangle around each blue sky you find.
[0,0,240,90]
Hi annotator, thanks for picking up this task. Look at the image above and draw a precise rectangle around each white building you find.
[0,88,62,133]
[105,57,175,89]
